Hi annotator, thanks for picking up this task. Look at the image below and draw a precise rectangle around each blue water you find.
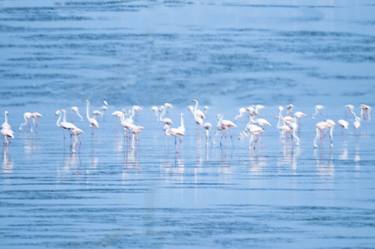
[1,0,375,248]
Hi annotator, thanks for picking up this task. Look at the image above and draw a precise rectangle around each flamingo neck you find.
[86,101,90,121]
[131,107,135,119]
[277,110,283,128]
[120,112,125,123]
[62,111,67,123]
[217,116,223,126]
[159,107,166,121]
[193,100,199,113]
[180,113,184,130]
[56,112,62,127]
[4,112,8,124]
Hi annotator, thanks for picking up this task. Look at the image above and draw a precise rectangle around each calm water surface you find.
[1,0,375,248]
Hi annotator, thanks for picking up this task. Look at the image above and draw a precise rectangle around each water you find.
[1,0,375,248]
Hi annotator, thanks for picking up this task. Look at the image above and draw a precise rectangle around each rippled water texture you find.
[1,0,375,248]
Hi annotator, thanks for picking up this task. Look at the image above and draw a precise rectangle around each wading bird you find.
[71,106,83,120]
[1,111,14,145]
[164,113,185,147]
[313,119,335,148]
[216,114,236,146]
[19,112,42,132]
[312,105,324,119]
[86,100,99,133]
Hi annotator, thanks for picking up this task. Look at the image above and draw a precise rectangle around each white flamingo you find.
[360,104,371,121]
[189,99,206,126]
[1,111,14,145]
[277,106,300,145]
[71,106,83,120]
[56,109,77,139]
[313,119,336,148]
[19,112,42,132]
[312,105,324,119]
[203,122,212,142]
[159,105,173,126]
[337,119,349,129]
[19,112,33,131]
[86,100,99,133]
[164,113,185,146]
[240,123,264,150]
[216,114,236,146]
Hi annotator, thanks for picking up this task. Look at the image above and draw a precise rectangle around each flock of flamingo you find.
[0,99,372,153]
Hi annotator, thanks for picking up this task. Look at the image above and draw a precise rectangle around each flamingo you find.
[100,100,109,116]
[346,105,361,130]
[283,117,300,145]
[2,111,12,130]
[277,106,299,145]
[353,116,361,129]
[253,118,271,127]
[240,123,264,150]
[312,105,324,119]
[31,112,42,130]
[19,112,42,132]
[189,99,206,126]
[151,106,161,120]
[130,105,143,121]
[113,111,132,136]
[234,107,247,120]
[86,100,99,132]
[235,105,263,121]
[56,109,78,138]
[159,105,173,126]
[70,126,84,153]
[164,113,185,146]
[276,106,285,130]
[71,106,83,120]
[203,122,212,142]
[1,111,14,145]
[60,110,77,129]
[360,104,371,121]
[337,119,349,129]
[19,112,33,131]
[286,104,294,115]
[313,119,335,148]
[216,114,236,146]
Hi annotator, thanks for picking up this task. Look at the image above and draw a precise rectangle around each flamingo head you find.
[132,105,143,112]
[164,103,173,109]
[187,105,194,113]
[345,104,354,112]
[151,106,158,113]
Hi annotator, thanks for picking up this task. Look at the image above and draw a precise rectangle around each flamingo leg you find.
[329,127,334,147]
[313,128,320,148]
[292,129,300,146]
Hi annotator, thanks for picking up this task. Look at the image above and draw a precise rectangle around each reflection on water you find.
[248,149,267,174]
[2,146,13,174]
[277,142,300,173]
[58,151,81,178]
[339,141,349,160]
[314,148,335,177]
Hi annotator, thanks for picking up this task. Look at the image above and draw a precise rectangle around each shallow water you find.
[1,0,375,248]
